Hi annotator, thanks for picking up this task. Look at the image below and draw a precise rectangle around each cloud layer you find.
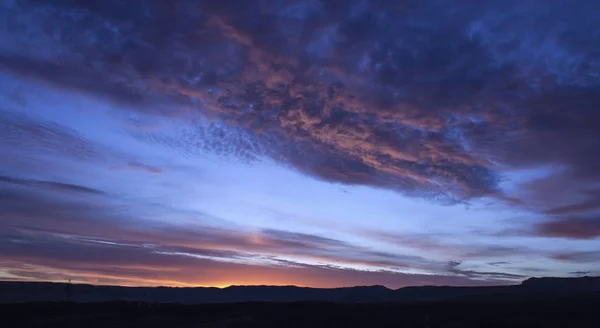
[1,0,597,205]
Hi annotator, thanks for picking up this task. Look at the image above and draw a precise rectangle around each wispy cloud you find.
[0,229,503,288]
[0,110,100,160]
[0,178,511,285]
[0,174,104,195]
[445,261,526,282]
[110,162,164,174]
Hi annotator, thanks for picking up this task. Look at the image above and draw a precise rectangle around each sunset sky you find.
[0,0,599,289]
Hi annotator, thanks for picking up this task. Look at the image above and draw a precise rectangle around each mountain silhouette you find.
[1,277,599,304]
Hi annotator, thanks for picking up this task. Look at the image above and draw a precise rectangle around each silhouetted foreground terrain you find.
[1,276,599,303]
[1,296,598,327]
[1,277,599,327]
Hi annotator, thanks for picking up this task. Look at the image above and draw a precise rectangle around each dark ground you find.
[2,295,599,328]
[3,277,600,304]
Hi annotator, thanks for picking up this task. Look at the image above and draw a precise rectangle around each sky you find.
[0,0,599,289]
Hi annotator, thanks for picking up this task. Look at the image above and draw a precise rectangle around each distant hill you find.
[1,276,599,304]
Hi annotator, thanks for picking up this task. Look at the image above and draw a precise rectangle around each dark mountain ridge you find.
[1,276,599,304]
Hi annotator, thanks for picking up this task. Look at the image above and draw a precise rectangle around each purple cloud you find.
[535,217,600,240]
[0,174,104,195]
[110,163,164,174]
[4,0,599,204]
[552,251,600,263]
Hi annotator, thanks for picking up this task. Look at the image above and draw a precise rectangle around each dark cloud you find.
[534,217,600,240]
[0,55,148,106]
[0,187,119,234]
[490,216,600,240]
[3,0,598,205]
[552,252,600,263]
[570,271,591,276]
[0,174,104,195]
[546,190,600,215]
[0,110,100,160]
[110,162,164,174]
[445,261,526,281]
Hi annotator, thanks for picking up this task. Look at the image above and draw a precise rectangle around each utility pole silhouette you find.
[65,279,72,302]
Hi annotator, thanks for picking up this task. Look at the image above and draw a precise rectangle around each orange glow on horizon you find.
[1,259,398,289]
